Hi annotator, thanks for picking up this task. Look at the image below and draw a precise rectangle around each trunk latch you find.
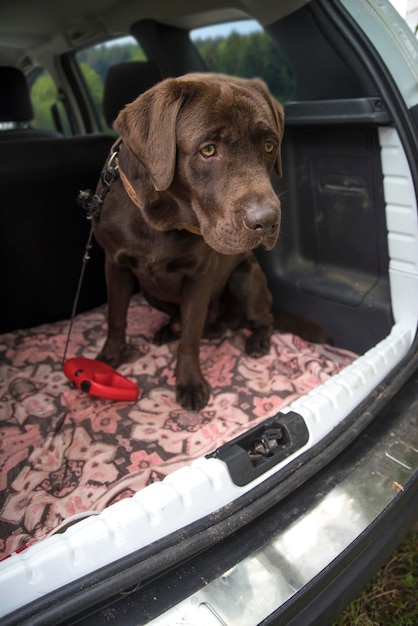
[208,411,309,486]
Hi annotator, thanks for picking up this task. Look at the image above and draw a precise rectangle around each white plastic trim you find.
[379,126,418,332]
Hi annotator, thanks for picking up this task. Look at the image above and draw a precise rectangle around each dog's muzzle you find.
[243,204,281,249]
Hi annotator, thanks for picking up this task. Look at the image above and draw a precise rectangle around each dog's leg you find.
[96,257,137,368]
[227,256,274,357]
[273,310,333,344]
[175,279,212,411]
[228,258,333,346]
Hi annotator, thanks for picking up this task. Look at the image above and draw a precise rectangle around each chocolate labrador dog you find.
[93,73,326,410]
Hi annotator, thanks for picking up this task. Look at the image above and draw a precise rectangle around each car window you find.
[30,69,71,135]
[75,35,146,132]
[191,20,294,102]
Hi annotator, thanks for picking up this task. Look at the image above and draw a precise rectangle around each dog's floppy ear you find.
[114,78,184,191]
[249,78,285,178]
[271,99,284,178]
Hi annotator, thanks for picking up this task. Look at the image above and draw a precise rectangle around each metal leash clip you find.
[77,139,121,219]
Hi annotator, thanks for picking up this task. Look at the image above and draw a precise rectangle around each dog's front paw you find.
[245,327,271,358]
[175,354,210,410]
[96,341,139,368]
[176,378,210,411]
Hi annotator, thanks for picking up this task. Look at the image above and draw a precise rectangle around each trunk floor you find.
[0,294,356,560]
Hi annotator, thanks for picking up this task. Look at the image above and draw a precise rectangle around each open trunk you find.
[0,0,417,623]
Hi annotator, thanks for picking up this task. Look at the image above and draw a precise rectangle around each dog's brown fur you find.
[93,73,327,410]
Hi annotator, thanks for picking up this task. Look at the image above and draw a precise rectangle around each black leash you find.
[77,140,120,219]
[61,225,95,366]
[61,142,120,366]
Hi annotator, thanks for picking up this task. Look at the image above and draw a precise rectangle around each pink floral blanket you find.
[0,294,356,559]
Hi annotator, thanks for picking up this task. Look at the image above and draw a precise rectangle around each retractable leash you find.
[62,140,140,402]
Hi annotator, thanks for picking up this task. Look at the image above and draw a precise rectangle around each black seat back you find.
[1,62,163,333]
[0,135,114,333]
[0,66,61,140]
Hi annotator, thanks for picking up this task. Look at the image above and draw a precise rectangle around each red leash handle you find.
[63,357,140,402]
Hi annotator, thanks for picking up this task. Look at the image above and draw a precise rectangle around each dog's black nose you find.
[243,206,280,235]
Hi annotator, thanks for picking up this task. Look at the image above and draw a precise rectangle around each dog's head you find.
[115,73,284,255]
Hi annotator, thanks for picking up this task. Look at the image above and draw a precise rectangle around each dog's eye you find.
[264,141,275,154]
[200,144,216,158]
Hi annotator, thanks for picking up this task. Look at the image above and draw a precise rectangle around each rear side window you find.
[30,69,71,135]
[191,20,294,102]
[75,36,146,132]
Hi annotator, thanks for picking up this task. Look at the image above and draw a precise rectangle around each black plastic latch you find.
[207,411,309,486]
[80,380,91,393]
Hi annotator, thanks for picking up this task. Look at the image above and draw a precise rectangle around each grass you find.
[333,524,418,626]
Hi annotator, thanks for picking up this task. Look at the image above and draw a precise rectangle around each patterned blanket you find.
[0,294,356,559]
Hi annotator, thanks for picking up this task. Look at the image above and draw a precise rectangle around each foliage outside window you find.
[30,70,71,134]
[76,37,146,132]
[74,24,293,134]
[192,22,294,102]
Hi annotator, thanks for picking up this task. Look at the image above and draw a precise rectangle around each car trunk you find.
[0,0,417,622]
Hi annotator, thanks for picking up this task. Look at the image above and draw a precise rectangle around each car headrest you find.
[0,66,33,123]
[103,61,162,128]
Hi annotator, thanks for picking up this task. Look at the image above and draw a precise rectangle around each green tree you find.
[194,30,294,102]
[30,72,57,129]
[76,41,147,129]
[77,43,146,83]
[78,62,105,124]
[30,32,293,134]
